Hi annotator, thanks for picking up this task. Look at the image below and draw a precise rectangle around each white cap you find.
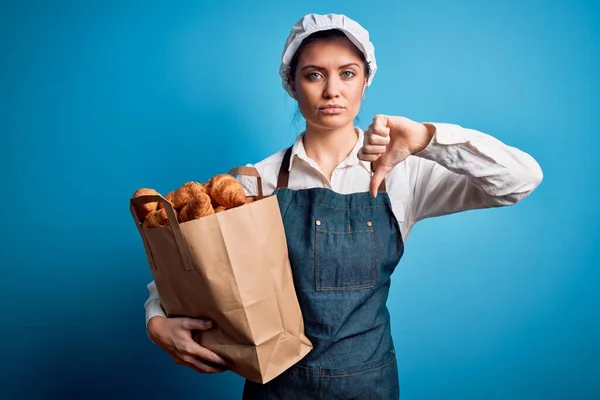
[279,13,377,98]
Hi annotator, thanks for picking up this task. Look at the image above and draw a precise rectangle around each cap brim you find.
[282,27,369,68]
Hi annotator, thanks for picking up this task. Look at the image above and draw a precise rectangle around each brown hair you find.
[288,29,371,83]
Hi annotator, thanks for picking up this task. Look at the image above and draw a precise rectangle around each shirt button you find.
[316,220,321,226]
[366,221,373,227]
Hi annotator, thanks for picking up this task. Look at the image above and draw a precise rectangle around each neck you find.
[302,122,359,171]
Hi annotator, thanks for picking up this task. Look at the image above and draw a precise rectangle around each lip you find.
[319,105,345,114]
[319,104,344,109]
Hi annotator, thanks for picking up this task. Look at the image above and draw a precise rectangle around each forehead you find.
[296,39,364,68]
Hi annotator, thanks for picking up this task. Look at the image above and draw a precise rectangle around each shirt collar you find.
[288,127,372,173]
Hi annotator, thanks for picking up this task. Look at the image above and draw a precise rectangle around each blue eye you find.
[342,71,356,78]
[307,72,322,80]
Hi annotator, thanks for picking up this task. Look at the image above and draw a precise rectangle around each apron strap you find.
[277,147,293,189]
[276,146,387,192]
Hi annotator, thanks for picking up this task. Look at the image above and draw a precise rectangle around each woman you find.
[144,13,543,399]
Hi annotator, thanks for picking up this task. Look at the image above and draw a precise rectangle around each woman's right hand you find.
[147,316,229,374]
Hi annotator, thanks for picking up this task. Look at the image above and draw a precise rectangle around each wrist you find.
[412,123,436,155]
[147,315,167,344]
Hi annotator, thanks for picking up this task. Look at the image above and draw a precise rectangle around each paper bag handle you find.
[129,194,194,271]
[228,166,264,198]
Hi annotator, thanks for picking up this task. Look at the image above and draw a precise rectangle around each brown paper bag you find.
[129,166,312,384]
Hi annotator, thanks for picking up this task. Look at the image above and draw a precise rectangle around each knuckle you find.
[181,344,196,355]
[173,340,183,352]
[174,341,190,356]
[180,354,194,364]
[178,319,189,329]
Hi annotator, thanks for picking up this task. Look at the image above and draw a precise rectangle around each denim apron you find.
[243,147,405,399]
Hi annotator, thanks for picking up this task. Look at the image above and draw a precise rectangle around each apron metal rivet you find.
[366,221,373,227]
[316,220,321,226]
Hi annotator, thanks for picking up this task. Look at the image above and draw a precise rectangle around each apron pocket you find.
[314,219,376,291]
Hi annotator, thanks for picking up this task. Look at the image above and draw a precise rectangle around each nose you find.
[323,76,341,99]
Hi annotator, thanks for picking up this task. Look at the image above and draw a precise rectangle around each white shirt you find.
[143,122,543,325]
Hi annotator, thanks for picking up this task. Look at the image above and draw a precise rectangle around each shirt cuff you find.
[145,299,166,327]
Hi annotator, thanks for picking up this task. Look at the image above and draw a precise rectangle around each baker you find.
[143,13,543,399]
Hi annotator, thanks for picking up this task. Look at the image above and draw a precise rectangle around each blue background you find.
[2,0,598,399]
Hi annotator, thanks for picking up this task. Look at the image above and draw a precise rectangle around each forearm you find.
[409,122,543,220]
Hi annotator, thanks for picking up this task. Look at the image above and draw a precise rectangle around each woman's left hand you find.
[358,115,435,197]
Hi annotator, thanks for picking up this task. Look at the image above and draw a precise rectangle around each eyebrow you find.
[300,62,361,71]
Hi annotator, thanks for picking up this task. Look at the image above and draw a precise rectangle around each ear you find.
[287,74,296,94]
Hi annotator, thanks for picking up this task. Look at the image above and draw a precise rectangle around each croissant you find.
[215,205,227,213]
[203,179,218,207]
[206,174,247,208]
[171,181,207,210]
[142,208,174,229]
[179,192,214,222]
[183,181,206,194]
[157,191,175,211]
[132,188,160,222]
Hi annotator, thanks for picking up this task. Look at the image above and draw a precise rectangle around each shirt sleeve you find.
[235,163,260,197]
[144,280,166,327]
[406,122,543,222]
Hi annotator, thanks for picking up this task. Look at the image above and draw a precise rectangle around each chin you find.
[310,115,355,130]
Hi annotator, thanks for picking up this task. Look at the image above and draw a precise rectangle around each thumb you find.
[182,318,213,331]
[370,162,392,198]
